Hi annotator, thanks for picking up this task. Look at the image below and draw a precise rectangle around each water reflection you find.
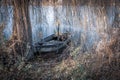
[0,5,116,50]
[0,6,13,39]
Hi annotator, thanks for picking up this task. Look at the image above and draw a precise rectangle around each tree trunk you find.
[12,0,33,60]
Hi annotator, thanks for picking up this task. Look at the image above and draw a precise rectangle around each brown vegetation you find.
[0,0,120,80]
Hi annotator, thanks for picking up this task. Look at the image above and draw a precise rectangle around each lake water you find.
[0,5,116,50]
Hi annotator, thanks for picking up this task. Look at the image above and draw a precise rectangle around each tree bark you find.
[12,0,33,60]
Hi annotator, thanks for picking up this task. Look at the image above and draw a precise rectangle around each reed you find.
[0,0,120,79]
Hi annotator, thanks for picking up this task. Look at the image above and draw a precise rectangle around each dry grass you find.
[0,0,120,79]
[0,26,120,80]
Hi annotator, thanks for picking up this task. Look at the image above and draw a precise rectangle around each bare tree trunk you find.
[12,0,33,60]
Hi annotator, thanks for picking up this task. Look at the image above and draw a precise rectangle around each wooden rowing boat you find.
[34,33,71,53]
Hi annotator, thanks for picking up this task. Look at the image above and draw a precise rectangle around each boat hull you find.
[34,33,71,53]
